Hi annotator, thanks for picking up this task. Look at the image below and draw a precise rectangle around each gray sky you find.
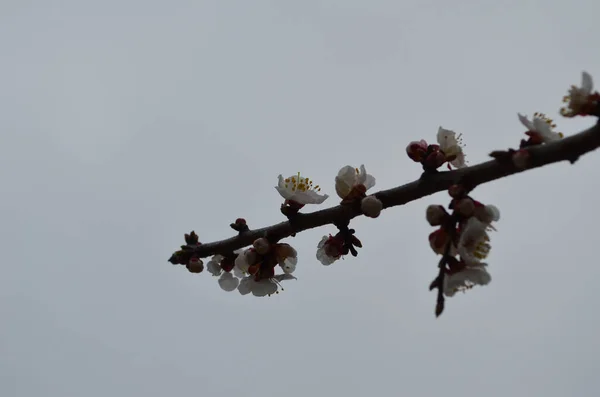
[2,1,600,396]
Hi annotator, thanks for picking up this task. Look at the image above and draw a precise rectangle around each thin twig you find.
[181,120,600,259]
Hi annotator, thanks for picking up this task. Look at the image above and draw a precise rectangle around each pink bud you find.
[426,205,448,226]
[406,140,428,162]
[455,198,475,217]
[424,151,446,169]
[429,229,450,255]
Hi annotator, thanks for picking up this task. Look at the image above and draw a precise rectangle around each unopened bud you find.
[512,149,531,169]
[253,237,271,255]
[361,196,383,218]
[448,184,466,198]
[426,205,448,226]
[424,151,446,169]
[247,264,259,275]
[406,140,428,162]
[429,229,450,255]
[186,258,204,273]
[455,198,475,217]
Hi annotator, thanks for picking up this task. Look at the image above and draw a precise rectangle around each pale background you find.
[2,1,599,396]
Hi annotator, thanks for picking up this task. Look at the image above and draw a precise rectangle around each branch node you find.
[230,218,250,234]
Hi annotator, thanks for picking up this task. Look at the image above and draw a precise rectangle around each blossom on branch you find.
[276,173,328,205]
[238,273,296,296]
[518,112,564,144]
[561,71,599,117]
[405,128,466,171]
[437,127,467,169]
[426,183,501,315]
[207,254,224,276]
[335,164,376,201]
[316,235,344,266]
[443,265,491,297]
[217,240,299,296]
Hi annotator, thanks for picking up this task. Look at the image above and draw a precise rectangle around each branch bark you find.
[182,120,600,259]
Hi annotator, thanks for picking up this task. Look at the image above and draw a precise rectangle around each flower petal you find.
[252,280,278,297]
[363,174,376,190]
[281,258,297,274]
[437,127,457,150]
[485,205,500,222]
[443,267,491,297]
[238,277,253,295]
[274,274,297,282]
[450,151,466,168]
[518,113,534,131]
[218,273,239,292]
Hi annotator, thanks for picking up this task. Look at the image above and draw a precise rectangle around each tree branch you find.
[181,120,600,259]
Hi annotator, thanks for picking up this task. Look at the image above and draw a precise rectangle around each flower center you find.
[473,236,491,260]
[533,112,564,138]
[284,172,321,192]
[561,86,593,117]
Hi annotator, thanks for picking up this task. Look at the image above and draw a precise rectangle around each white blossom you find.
[280,257,297,274]
[443,266,491,297]
[238,274,296,297]
[335,164,376,199]
[316,235,342,266]
[218,272,239,292]
[234,248,257,275]
[518,113,563,143]
[561,71,595,117]
[437,127,466,168]
[275,173,328,204]
[206,255,224,277]
[457,217,492,267]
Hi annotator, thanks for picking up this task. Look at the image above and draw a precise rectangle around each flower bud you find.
[186,257,204,273]
[424,151,446,169]
[253,237,271,255]
[361,196,383,218]
[429,229,450,255]
[426,205,448,226]
[406,140,428,162]
[455,198,475,218]
[448,184,466,198]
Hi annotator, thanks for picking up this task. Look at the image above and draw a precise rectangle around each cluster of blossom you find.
[167,71,599,313]
[406,127,467,171]
[512,72,599,168]
[168,165,382,295]
[206,239,298,296]
[426,184,500,300]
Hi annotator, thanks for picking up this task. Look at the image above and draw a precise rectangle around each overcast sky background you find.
[2,1,600,396]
